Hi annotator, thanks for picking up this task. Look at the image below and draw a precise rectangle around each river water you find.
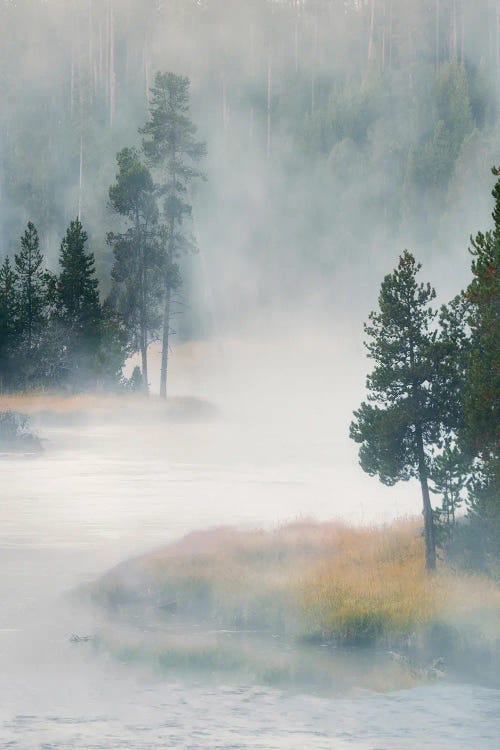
[1,337,499,749]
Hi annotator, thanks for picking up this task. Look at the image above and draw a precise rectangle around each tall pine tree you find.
[15,222,46,352]
[57,218,102,386]
[141,72,206,398]
[350,251,453,571]
[108,147,162,392]
[0,256,18,390]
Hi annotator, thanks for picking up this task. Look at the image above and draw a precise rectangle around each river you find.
[1,337,499,749]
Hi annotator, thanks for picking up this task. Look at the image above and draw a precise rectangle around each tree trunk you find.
[141,341,149,394]
[416,426,437,571]
[159,287,171,399]
[78,134,84,220]
[368,0,376,63]
[267,54,272,159]
[109,2,115,128]
[435,0,440,71]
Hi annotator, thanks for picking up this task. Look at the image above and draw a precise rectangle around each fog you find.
[1,2,500,748]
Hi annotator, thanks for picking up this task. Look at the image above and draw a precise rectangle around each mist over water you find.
[1,338,499,748]
[2,2,500,747]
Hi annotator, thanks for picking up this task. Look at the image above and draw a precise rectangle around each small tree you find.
[0,257,18,390]
[57,219,103,387]
[15,222,46,352]
[350,251,451,571]
[141,71,206,398]
[108,147,162,392]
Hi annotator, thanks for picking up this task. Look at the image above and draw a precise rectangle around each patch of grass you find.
[89,519,500,675]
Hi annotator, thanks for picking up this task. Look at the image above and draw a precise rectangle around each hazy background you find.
[2,1,499,335]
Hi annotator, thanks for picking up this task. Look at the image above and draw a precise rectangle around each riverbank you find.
[86,520,500,686]
[0,393,219,425]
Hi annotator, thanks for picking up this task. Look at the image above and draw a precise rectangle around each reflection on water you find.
[1,415,500,749]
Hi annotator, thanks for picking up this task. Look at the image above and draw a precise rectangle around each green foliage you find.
[140,71,206,396]
[0,257,18,387]
[108,148,162,389]
[0,219,127,393]
[350,251,457,570]
[14,222,47,350]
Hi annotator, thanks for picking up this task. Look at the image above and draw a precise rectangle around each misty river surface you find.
[1,414,500,749]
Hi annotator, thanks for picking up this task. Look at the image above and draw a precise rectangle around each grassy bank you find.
[88,520,500,684]
[0,393,218,424]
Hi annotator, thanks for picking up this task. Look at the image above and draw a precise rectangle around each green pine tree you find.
[108,147,162,392]
[0,256,18,390]
[14,222,46,352]
[350,251,453,571]
[141,71,206,398]
[57,218,102,386]
[459,167,500,571]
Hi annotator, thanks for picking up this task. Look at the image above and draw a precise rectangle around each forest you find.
[0,0,499,575]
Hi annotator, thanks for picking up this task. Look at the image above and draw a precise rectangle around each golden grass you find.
[93,519,500,651]
[0,392,217,421]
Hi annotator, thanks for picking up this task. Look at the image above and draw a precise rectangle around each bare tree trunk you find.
[416,426,437,571]
[388,0,393,68]
[451,0,458,62]
[98,18,103,89]
[78,133,84,220]
[267,54,272,159]
[311,12,318,116]
[381,0,386,72]
[141,341,149,394]
[435,0,440,71]
[368,0,376,63]
[159,287,171,400]
[109,2,115,128]
[88,0,94,98]
[70,47,75,118]
[497,2,500,82]
[460,0,465,66]
[222,74,229,142]
[144,40,151,104]
[294,4,299,73]
[249,105,254,149]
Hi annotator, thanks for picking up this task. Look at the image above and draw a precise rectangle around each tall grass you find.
[92,519,499,652]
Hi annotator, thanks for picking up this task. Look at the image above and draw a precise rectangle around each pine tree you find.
[0,256,18,390]
[460,167,500,570]
[108,147,162,392]
[14,222,46,352]
[57,218,102,386]
[141,71,206,398]
[350,251,452,571]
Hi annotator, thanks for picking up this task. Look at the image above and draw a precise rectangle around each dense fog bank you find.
[2,1,499,334]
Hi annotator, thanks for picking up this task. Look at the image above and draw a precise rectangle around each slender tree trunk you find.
[497,2,500,82]
[222,74,228,143]
[435,0,440,71]
[368,0,376,63]
[141,341,149,394]
[70,47,75,118]
[159,286,171,399]
[109,2,115,128]
[138,214,149,395]
[451,0,458,62]
[267,53,272,159]
[78,134,84,220]
[416,426,437,571]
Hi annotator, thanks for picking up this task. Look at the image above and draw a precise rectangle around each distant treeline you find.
[0,70,204,397]
[0,219,127,392]
[2,1,500,315]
